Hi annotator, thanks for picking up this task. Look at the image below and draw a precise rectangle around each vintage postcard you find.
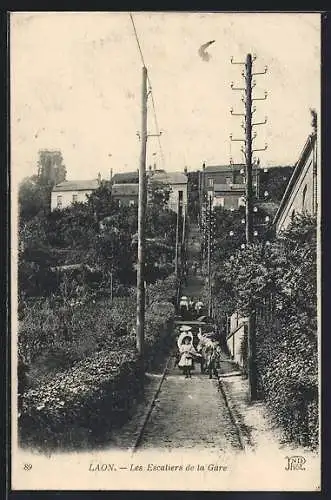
[11,11,321,491]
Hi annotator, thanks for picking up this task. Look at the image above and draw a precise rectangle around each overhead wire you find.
[129,12,166,170]
[149,92,165,169]
[129,13,146,68]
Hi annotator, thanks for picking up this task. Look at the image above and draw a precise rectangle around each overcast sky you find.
[11,12,320,183]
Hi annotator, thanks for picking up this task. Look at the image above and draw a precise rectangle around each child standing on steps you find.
[178,336,201,378]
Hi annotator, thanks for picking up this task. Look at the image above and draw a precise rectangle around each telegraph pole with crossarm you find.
[230,53,268,401]
[136,67,163,359]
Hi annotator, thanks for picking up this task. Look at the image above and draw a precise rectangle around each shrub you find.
[147,274,179,306]
[18,295,136,391]
[257,320,318,449]
[145,301,175,371]
[19,278,176,449]
[213,214,318,450]
[19,348,142,449]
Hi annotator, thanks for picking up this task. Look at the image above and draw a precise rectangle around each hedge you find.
[147,273,179,305]
[19,349,141,449]
[19,287,175,449]
[18,295,137,381]
[144,301,175,371]
[212,214,318,451]
[256,318,318,450]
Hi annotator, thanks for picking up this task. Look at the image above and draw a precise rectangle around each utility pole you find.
[207,194,212,317]
[181,204,186,276]
[230,53,268,401]
[182,202,186,246]
[136,66,148,358]
[245,53,253,244]
[175,190,183,278]
[198,171,201,216]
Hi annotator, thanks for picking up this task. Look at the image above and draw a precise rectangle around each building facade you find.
[201,163,260,211]
[273,133,318,234]
[208,183,246,210]
[109,168,188,213]
[111,183,139,207]
[149,170,188,213]
[202,163,246,188]
[51,179,100,211]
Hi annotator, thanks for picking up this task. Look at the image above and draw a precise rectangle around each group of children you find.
[176,329,222,379]
[179,296,204,320]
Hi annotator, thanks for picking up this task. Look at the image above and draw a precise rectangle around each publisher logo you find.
[285,456,306,471]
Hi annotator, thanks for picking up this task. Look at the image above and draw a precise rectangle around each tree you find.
[87,183,117,222]
[18,169,180,299]
[205,206,249,264]
[146,207,176,243]
[95,214,135,284]
[18,176,51,221]
[19,150,67,221]
[187,171,200,220]
[147,178,171,210]
[212,215,317,449]
[258,166,294,203]
[46,203,98,249]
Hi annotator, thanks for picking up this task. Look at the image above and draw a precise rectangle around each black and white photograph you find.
[11,11,320,491]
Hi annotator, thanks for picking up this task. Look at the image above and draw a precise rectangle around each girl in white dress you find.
[178,336,200,378]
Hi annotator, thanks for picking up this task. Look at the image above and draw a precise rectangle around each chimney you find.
[184,166,188,175]
[97,172,101,185]
[202,162,206,170]
[110,168,113,181]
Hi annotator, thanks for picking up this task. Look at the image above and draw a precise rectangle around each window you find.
[57,195,62,208]
[302,184,307,211]
[225,177,231,184]
[215,197,224,207]
[72,194,78,203]
[118,200,122,208]
[208,178,214,187]
[129,199,135,207]
[238,196,245,208]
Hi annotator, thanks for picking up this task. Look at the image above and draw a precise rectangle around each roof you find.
[112,183,139,196]
[151,171,188,184]
[53,180,99,192]
[112,172,139,184]
[213,183,246,192]
[273,133,317,226]
[204,164,245,173]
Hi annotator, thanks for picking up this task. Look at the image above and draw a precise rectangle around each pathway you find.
[138,356,242,452]
[137,219,242,452]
